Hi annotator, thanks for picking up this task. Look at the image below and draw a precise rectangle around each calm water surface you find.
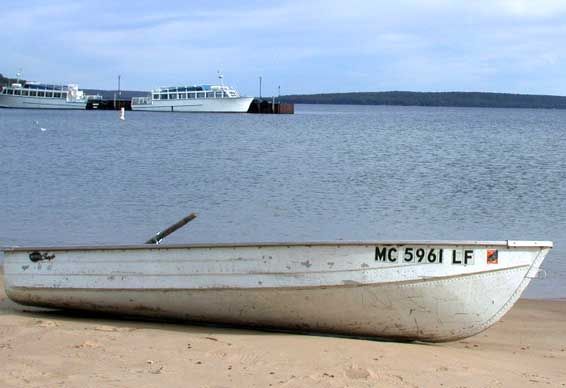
[1,104,565,298]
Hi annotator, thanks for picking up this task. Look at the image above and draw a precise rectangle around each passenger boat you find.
[131,73,253,113]
[0,82,87,109]
[2,230,551,342]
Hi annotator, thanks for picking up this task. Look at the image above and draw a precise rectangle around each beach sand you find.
[1,274,565,388]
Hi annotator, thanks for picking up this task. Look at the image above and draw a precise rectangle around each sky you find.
[2,0,566,96]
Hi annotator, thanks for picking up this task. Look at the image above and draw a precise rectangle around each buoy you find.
[120,107,125,121]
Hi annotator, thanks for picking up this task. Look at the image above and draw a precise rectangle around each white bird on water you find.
[33,120,47,131]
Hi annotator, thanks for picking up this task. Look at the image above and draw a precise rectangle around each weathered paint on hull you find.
[2,241,551,342]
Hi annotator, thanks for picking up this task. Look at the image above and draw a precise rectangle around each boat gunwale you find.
[1,240,553,253]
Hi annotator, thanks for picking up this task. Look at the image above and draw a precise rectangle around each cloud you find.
[1,0,566,94]
[493,0,566,18]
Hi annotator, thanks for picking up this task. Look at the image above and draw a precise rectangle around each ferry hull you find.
[0,95,86,109]
[2,241,551,342]
[131,97,253,113]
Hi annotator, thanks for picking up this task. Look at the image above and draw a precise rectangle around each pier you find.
[86,98,131,110]
[248,99,294,114]
[84,89,143,110]
[86,96,294,114]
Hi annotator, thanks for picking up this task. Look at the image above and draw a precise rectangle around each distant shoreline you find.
[4,73,566,109]
[279,91,566,110]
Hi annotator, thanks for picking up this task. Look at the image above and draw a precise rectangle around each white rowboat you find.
[2,239,551,342]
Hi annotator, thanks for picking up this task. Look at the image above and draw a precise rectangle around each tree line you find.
[0,73,21,86]
[280,91,566,109]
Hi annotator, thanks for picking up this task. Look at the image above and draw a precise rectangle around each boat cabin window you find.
[38,91,45,97]
[206,92,215,98]
[161,94,169,100]
[54,92,61,98]
[179,93,186,99]
[22,90,29,96]
[153,94,160,100]
[170,93,178,99]
[14,90,21,95]
[62,92,67,99]
[197,92,205,99]
[30,90,37,96]
[46,92,53,98]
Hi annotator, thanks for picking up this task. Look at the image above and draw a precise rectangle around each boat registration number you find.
[374,246,475,265]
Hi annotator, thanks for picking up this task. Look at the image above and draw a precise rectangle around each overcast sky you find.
[2,0,566,96]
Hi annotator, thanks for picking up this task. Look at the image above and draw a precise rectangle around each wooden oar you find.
[145,213,197,244]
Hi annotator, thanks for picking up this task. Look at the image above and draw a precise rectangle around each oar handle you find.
[145,213,197,244]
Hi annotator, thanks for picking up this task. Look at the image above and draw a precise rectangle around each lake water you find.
[0,104,565,298]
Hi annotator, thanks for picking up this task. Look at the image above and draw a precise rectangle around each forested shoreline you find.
[280,91,566,109]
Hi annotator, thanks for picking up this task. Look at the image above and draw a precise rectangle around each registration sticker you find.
[487,249,498,264]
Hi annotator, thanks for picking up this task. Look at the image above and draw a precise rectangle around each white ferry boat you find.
[0,82,87,110]
[131,74,253,113]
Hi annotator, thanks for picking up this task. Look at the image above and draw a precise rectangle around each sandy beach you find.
[1,273,565,388]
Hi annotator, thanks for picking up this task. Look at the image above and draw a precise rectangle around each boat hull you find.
[2,241,551,342]
[0,95,87,109]
[131,96,253,113]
